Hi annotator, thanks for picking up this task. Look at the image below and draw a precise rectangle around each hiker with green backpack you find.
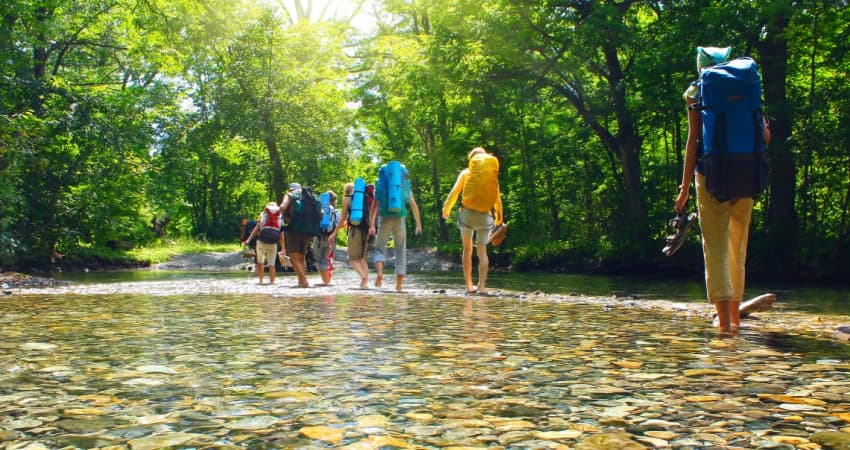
[280,182,322,288]
[675,46,772,336]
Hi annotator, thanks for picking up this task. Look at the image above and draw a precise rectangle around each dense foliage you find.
[1,0,848,281]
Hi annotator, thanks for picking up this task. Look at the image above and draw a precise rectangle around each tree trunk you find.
[262,110,286,200]
[756,5,797,272]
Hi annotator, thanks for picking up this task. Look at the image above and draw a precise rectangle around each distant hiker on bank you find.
[315,190,340,285]
[675,46,771,335]
[242,202,285,285]
[281,183,322,288]
[369,161,422,292]
[329,181,375,289]
[442,147,504,295]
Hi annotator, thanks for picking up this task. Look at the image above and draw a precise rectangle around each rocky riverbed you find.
[2,250,850,449]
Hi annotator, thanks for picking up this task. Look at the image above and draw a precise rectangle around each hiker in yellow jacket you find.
[442,147,504,295]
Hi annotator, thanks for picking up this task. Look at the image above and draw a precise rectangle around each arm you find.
[368,197,379,236]
[441,169,467,219]
[329,196,351,242]
[408,192,422,235]
[675,98,701,213]
[242,216,261,246]
[493,186,504,227]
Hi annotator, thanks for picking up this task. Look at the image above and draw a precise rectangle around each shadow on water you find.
[751,330,850,361]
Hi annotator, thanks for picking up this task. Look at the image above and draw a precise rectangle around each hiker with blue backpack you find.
[675,46,772,336]
[280,182,322,288]
[314,190,339,285]
[329,181,375,289]
[369,161,422,292]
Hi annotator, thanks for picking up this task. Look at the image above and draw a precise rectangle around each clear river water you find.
[1,269,849,449]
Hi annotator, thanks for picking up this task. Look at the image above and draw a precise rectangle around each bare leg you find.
[350,258,369,288]
[461,233,475,292]
[257,261,265,284]
[375,261,383,287]
[319,269,331,285]
[714,301,733,335]
[269,266,276,285]
[396,274,404,292]
[476,243,489,294]
[291,252,309,287]
[730,300,741,331]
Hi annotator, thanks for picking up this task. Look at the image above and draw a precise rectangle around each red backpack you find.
[258,208,281,243]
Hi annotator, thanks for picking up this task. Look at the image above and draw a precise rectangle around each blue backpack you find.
[320,192,332,232]
[350,178,366,226]
[377,161,408,217]
[694,57,768,201]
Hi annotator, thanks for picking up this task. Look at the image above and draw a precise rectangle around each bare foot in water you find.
[360,277,368,289]
[375,275,382,288]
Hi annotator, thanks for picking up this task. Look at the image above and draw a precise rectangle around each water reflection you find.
[1,293,849,448]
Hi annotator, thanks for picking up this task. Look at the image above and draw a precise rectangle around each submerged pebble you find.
[0,276,848,448]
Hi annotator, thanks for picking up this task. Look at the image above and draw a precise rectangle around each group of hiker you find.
[242,44,771,335]
[242,148,503,293]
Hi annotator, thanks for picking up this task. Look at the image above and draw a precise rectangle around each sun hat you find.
[265,201,280,214]
[289,182,302,192]
[697,46,732,71]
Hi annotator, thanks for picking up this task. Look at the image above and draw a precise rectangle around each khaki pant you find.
[696,173,754,304]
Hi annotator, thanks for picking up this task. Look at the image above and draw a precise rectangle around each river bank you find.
[6,248,850,346]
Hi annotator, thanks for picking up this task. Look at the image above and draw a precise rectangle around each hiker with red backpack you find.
[242,201,285,285]
[675,46,772,336]
[329,181,375,289]
[442,147,504,295]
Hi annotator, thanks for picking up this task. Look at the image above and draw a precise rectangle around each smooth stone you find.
[224,415,278,430]
[810,431,850,449]
[127,432,211,450]
[575,432,647,450]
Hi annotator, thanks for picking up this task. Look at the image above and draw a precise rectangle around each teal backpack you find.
[377,162,408,217]
[287,187,322,236]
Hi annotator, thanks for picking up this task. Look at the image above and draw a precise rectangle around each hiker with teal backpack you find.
[314,190,339,285]
[369,161,422,292]
[280,182,322,288]
[329,181,374,289]
[675,46,772,336]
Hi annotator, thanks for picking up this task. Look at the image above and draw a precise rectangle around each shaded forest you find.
[1,0,848,281]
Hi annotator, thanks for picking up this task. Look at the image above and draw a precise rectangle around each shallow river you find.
[2,269,850,449]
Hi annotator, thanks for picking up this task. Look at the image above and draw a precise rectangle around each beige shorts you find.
[255,241,278,266]
[347,227,369,260]
[458,208,493,246]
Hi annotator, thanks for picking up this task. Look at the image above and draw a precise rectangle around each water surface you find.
[2,279,849,448]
